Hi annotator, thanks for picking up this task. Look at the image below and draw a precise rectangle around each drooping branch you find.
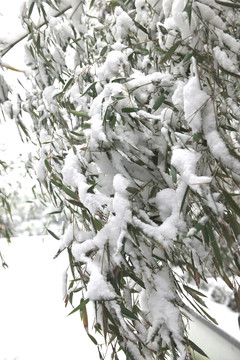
[0,6,71,58]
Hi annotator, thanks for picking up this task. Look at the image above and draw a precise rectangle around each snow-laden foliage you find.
[1,0,240,358]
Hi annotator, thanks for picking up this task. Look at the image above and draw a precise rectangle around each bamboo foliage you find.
[1,0,240,359]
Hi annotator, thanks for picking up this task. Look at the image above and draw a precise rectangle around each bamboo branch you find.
[0,6,71,58]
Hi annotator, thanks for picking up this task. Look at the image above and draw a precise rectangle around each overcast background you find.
[0,2,239,360]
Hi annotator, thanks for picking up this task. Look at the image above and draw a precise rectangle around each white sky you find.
[0,1,239,360]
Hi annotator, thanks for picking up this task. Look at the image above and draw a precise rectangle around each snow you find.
[147,269,186,359]
[155,188,177,221]
[1,1,240,359]
[213,46,239,74]
[86,268,115,301]
[97,50,128,80]
[202,101,240,175]
[114,7,134,41]
[0,236,99,360]
[171,148,212,192]
[112,174,131,219]
[196,2,226,30]
[183,75,209,133]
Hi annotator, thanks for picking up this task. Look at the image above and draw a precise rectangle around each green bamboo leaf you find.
[51,178,62,188]
[46,228,60,240]
[28,1,35,17]
[180,185,190,213]
[227,213,240,238]
[215,0,240,8]
[158,25,168,35]
[48,209,63,215]
[18,120,29,138]
[66,199,85,208]
[183,285,207,298]
[171,165,177,184]
[220,125,237,131]
[221,223,234,246]
[88,333,98,345]
[68,298,89,316]
[62,77,74,92]
[44,159,52,172]
[121,107,140,113]
[222,272,233,290]
[160,41,181,64]
[120,303,138,321]
[170,336,178,360]
[70,110,90,118]
[36,33,41,50]
[126,187,139,194]
[192,132,203,142]
[127,272,145,289]
[207,225,223,267]
[93,218,103,231]
[222,190,240,217]
[198,305,218,325]
[100,46,108,57]
[183,52,193,63]
[90,0,95,8]
[133,20,149,35]
[188,339,209,358]
[184,0,193,25]
[111,77,129,83]
[62,186,78,199]
[153,93,166,111]
[234,254,240,272]
[81,82,97,97]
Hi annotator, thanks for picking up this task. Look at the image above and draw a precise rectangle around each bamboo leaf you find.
[133,20,149,35]
[66,199,85,208]
[227,213,240,238]
[2,64,23,72]
[126,187,139,194]
[88,333,98,345]
[170,336,178,360]
[100,46,108,57]
[70,110,90,118]
[44,159,52,172]
[160,41,181,64]
[90,0,95,8]
[153,93,166,111]
[82,303,88,330]
[184,0,193,25]
[68,298,89,316]
[62,77,74,92]
[46,228,60,240]
[62,186,78,199]
[188,339,209,358]
[222,190,240,217]
[183,285,207,298]
[207,225,223,267]
[120,303,138,321]
[28,1,35,17]
[81,82,97,97]
[121,107,139,113]
[180,185,190,213]
[171,165,177,184]
[215,0,240,8]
